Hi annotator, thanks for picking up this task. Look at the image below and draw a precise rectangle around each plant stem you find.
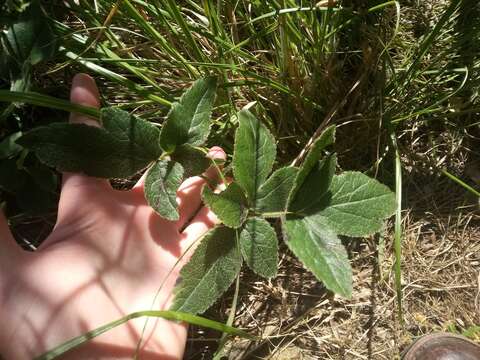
[392,134,404,324]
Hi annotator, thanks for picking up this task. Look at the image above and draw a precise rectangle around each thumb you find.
[56,74,111,223]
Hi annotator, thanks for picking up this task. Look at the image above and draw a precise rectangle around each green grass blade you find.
[391,67,469,123]
[121,0,198,76]
[388,0,461,94]
[247,6,339,25]
[392,134,403,324]
[325,1,397,39]
[0,90,100,118]
[442,169,480,197]
[35,310,254,360]
[61,48,172,107]
[165,0,206,62]
[52,21,170,97]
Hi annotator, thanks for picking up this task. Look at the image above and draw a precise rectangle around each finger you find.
[203,146,227,180]
[179,206,219,258]
[68,73,101,126]
[175,146,226,230]
[132,171,147,190]
[57,74,110,222]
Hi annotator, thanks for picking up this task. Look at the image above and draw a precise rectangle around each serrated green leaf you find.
[202,183,248,228]
[313,171,396,237]
[288,126,335,206]
[160,77,217,152]
[283,215,352,297]
[0,131,23,159]
[2,2,57,65]
[171,226,242,314]
[144,160,184,221]
[100,108,161,158]
[233,109,276,204]
[171,144,210,179]
[290,154,337,214]
[256,166,298,216]
[240,217,278,278]
[17,107,162,178]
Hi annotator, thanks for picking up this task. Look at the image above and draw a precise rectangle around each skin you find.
[0,74,225,359]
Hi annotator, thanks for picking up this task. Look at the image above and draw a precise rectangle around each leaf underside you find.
[240,217,278,278]
[171,226,242,314]
[160,77,217,152]
[202,183,248,228]
[171,144,210,179]
[144,160,184,221]
[283,215,352,298]
[233,109,276,204]
[18,107,162,178]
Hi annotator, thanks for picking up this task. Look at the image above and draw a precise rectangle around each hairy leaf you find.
[283,215,352,297]
[202,183,248,228]
[256,166,298,215]
[313,171,396,237]
[290,154,337,214]
[160,77,217,152]
[171,226,242,314]
[233,109,276,203]
[18,107,162,178]
[100,108,161,157]
[288,126,335,206]
[145,160,184,221]
[240,217,278,278]
[171,144,210,179]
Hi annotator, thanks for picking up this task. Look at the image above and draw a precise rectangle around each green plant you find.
[1,0,57,97]
[15,77,396,314]
[0,0,60,216]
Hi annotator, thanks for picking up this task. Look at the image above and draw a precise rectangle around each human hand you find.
[0,74,225,359]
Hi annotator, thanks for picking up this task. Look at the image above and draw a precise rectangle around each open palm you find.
[0,74,223,359]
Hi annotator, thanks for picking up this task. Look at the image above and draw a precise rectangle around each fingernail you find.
[70,73,100,108]
[207,146,226,161]
[72,73,95,89]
